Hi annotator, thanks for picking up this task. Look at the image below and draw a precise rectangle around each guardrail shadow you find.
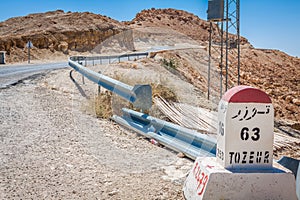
[69,70,89,99]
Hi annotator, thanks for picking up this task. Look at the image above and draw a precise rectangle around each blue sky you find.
[0,0,299,57]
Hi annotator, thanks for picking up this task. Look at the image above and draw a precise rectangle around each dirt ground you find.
[0,68,195,199]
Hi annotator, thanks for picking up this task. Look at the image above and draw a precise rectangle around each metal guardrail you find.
[69,53,215,158]
[70,52,149,66]
[112,108,216,160]
[68,55,152,110]
[113,108,300,187]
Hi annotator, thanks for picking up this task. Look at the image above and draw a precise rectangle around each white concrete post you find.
[183,86,297,200]
[216,85,274,170]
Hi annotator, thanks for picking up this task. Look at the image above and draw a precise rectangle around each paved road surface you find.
[0,62,68,88]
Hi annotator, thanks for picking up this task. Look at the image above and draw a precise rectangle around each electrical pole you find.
[207,0,240,99]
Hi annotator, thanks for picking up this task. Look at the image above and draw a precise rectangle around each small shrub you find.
[161,58,178,70]
[151,83,178,102]
[94,91,113,119]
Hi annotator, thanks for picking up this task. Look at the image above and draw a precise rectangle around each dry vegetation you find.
[93,82,178,119]
[94,91,113,119]
[151,83,178,103]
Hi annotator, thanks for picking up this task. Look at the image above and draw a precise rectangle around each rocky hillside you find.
[130,9,300,122]
[0,10,134,62]
[0,8,298,124]
[129,8,299,123]
[129,8,249,45]
[240,48,300,123]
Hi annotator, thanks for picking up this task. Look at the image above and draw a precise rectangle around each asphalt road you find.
[0,53,146,89]
[0,48,185,89]
[0,62,68,88]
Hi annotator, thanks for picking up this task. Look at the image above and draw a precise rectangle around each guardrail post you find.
[82,75,85,84]
[98,71,101,94]
[78,60,84,84]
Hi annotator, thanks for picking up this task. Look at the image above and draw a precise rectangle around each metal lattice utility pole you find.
[207,0,240,100]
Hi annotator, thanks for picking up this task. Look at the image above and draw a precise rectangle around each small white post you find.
[216,85,274,170]
[26,41,33,64]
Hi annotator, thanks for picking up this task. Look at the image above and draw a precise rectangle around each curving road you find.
[0,62,68,88]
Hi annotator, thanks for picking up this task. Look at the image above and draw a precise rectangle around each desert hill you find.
[129,8,299,124]
[0,10,133,62]
[129,8,249,45]
[0,8,299,124]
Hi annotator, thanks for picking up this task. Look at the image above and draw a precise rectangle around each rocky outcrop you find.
[238,48,300,122]
[92,29,135,54]
[0,8,249,62]
[0,10,135,61]
[130,8,249,45]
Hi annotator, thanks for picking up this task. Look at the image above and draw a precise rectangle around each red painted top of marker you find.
[222,85,272,103]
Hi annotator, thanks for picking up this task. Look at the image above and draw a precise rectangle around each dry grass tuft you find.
[94,91,113,119]
[93,83,178,119]
[151,83,178,102]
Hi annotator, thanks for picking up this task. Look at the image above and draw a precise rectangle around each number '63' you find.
[240,127,260,141]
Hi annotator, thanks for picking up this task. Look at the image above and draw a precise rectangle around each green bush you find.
[161,58,177,70]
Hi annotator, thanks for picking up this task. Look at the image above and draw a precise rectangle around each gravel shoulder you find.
[0,69,192,199]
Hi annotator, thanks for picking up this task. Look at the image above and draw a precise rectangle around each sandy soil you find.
[0,69,194,199]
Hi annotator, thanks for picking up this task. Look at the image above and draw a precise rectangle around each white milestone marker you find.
[217,86,274,170]
[184,86,297,200]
